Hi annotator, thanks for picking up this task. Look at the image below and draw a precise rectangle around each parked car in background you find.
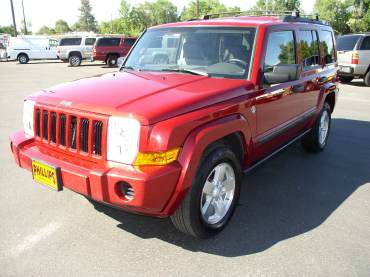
[6,36,58,64]
[92,37,136,66]
[10,12,339,238]
[56,36,96,67]
[336,33,370,86]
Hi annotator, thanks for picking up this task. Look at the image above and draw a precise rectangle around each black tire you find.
[69,54,81,67]
[170,145,242,238]
[107,55,118,67]
[364,71,370,87]
[18,53,29,64]
[301,102,331,153]
[339,76,354,83]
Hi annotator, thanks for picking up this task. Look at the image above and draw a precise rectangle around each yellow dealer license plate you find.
[32,160,61,191]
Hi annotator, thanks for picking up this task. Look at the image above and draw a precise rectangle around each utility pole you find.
[9,0,17,36]
[196,0,200,18]
[22,0,28,34]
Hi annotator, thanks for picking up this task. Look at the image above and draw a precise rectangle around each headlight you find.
[23,100,35,137]
[107,116,141,164]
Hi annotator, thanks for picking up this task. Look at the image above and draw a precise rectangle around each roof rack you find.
[203,10,327,25]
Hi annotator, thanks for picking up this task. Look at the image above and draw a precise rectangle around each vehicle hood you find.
[33,71,253,125]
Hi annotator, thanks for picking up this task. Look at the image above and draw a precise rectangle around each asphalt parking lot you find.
[0,60,369,277]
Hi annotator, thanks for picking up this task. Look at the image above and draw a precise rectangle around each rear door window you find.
[337,35,361,51]
[59,38,82,46]
[97,38,121,46]
[85,38,96,46]
[299,30,320,69]
[319,30,336,64]
[123,38,136,47]
[360,36,370,50]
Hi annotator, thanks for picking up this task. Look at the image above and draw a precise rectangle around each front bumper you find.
[10,130,182,217]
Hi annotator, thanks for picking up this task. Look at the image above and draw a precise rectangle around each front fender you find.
[162,114,252,215]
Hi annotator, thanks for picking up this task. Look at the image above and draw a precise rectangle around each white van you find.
[7,36,58,64]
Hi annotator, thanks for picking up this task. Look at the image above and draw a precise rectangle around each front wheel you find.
[170,145,241,238]
[301,102,331,153]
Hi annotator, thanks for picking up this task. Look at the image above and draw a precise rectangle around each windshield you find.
[123,27,256,79]
[336,35,361,51]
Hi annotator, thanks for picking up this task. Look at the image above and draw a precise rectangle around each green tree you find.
[55,20,71,34]
[252,0,301,12]
[76,0,97,32]
[0,25,15,34]
[37,26,56,35]
[180,0,240,20]
[347,0,370,32]
[313,0,351,34]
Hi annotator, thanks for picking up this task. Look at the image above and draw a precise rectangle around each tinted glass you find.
[337,35,361,51]
[59,38,82,46]
[360,36,370,50]
[97,38,121,46]
[85,38,96,45]
[125,27,256,79]
[124,38,136,47]
[264,31,296,71]
[319,31,335,64]
[299,30,320,69]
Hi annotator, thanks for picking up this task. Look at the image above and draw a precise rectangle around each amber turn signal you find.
[134,148,181,166]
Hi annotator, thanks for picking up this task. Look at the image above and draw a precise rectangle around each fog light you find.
[117,181,134,201]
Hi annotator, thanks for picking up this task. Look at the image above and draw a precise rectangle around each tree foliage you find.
[0,25,15,34]
[252,0,301,12]
[37,26,56,35]
[179,0,240,20]
[55,20,71,34]
[76,0,97,32]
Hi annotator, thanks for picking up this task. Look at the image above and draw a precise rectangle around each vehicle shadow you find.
[22,61,63,64]
[344,79,367,87]
[88,118,370,257]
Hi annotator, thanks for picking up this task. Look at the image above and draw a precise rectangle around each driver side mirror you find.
[263,64,301,85]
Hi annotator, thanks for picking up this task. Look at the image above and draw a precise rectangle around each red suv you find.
[10,12,339,238]
[92,37,136,66]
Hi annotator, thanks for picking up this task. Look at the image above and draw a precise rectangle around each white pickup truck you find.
[7,36,58,64]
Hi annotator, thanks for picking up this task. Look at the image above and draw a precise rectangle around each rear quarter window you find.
[298,30,320,69]
[85,38,96,45]
[123,38,136,47]
[59,38,82,46]
[336,35,361,51]
[319,30,336,64]
[360,36,370,50]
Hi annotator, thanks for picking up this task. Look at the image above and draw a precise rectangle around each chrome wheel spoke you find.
[203,180,214,195]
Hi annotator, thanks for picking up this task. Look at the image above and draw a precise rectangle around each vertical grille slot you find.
[59,114,66,146]
[93,121,103,156]
[50,112,57,143]
[69,116,77,149]
[80,118,89,152]
[35,109,41,137]
[42,110,48,140]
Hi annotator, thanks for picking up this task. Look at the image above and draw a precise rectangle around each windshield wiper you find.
[161,68,208,76]
[120,65,135,71]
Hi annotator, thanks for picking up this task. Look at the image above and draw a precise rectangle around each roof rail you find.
[203,10,327,25]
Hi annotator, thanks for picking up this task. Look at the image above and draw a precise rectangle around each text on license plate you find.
[32,160,61,191]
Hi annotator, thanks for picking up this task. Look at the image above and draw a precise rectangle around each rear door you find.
[82,37,96,58]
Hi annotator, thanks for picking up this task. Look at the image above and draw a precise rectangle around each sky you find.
[0,0,315,33]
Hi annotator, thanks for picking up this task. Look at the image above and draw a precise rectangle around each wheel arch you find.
[162,114,252,215]
[17,52,29,59]
[68,51,82,58]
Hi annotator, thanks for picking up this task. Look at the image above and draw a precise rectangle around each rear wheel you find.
[18,53,29,64]
[170,145,241,238]
[301,102,331,153]
[107,55,118,67]
[364,71,370,87]
[340,76,354,83]
[69,55,81,67]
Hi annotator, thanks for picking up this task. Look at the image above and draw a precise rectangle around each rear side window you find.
[59,38,82,46]
[97,38,121,46]
[123,38,136,47]
[299,30,320,69]
[85,38,96,45]
[337,35,361,51]
[264,31,296,71]
[360,36,370,50]
[319,31,336,64]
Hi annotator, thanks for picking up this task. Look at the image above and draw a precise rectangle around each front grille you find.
[35,107,104,158]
